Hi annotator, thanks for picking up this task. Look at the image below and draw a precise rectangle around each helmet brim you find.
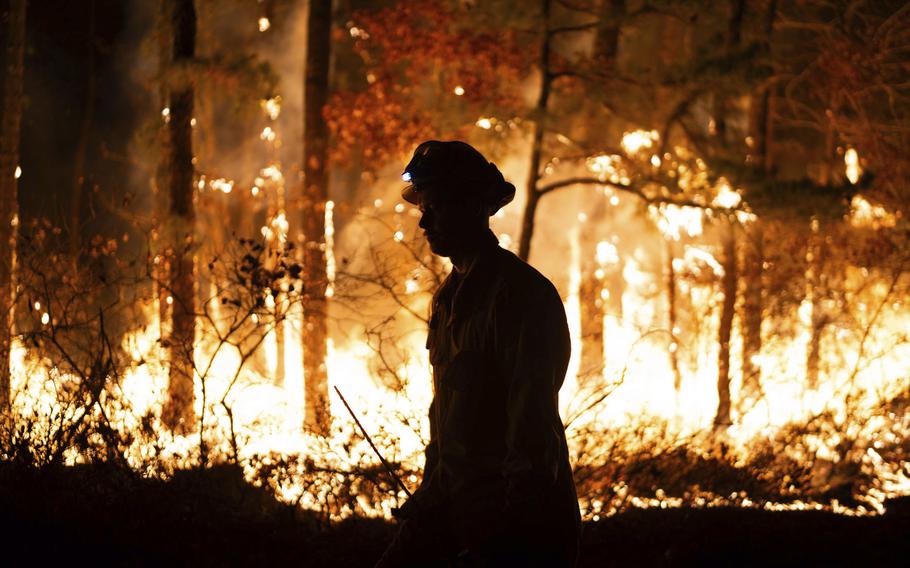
[400,180,516,213]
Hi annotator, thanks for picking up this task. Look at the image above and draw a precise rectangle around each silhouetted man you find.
[376,141,580,567]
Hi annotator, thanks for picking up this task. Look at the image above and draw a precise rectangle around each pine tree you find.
[0,0,26,409]
[161,0,198,433]
[302,0,332,435]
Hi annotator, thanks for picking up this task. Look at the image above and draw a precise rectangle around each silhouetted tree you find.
[302,0,332,434]
[161,0,197,433]
[0,0,26,409]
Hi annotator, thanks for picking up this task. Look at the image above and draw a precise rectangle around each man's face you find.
[416,185,487,257]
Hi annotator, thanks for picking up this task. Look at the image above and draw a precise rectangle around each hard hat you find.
[401,140,516,215]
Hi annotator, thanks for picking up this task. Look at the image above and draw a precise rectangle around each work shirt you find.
[409,229,581,563]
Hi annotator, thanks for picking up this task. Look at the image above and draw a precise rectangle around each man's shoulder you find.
[492,247,562,306]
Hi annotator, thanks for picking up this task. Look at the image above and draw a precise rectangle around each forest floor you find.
[1,462,908,567]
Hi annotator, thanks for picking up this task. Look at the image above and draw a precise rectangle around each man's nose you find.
[418,212,431,230]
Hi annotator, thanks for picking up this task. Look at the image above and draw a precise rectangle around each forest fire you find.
[6,156,909,518]
[2,0,910,565]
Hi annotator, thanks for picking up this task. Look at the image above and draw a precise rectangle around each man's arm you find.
[498,289,571,517]
[379,399,451,567]
[394,396,443,519]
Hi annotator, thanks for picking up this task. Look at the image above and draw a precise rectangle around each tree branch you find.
[536,176,712,209]
[548,21,599,36]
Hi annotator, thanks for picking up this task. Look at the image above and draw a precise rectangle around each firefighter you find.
[376,141,581,567]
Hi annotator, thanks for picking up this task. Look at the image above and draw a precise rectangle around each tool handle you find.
[334,385,414,499]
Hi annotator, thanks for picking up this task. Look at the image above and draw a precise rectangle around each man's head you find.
[401,140,515,258]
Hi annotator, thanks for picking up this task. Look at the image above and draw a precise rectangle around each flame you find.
[651,204,704,241]
[11,206,910,520]
[9,47,909,523]
[325,200,336,298]
[596,241,619,265]
[713,179,741,209]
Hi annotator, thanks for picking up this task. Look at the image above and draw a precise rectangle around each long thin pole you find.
[333,386,413,499]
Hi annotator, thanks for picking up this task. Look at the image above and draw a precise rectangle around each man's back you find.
[419,234,579,563]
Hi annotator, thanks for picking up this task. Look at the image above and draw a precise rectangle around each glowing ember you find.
[850,195,897,228]
[621,129,659,154]
[261,165,283,182]
[349,26,369,39]
[261,97,281,120]
[210,178,234,194]
[845,147,862,184]
[586,154,618,177]
[596,241,619,265]
[713,180,742,208]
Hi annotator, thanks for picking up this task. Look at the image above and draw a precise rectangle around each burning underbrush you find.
[1,214,909,528]
[572,401,910,519]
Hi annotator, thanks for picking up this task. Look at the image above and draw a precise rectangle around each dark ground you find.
[1,463,907,567]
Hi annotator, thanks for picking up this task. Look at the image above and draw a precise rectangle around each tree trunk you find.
[740,226,763,397]
[714,225,737,430]
[70,0,96,260]
[576,0,625,383]
[302,0,332,435]
[711,0,745,431]
[578,262,605,382]
[606,256,624,321]
[741,0,776,400]
[806,77,844,388]
[0,0,26,409]
[154,0,172,344]
[666,241,683,391]
[162,0,197,433]
[713,0,745,140]
[265,178,286,387]
[517,0,552,262]
[805,225,824,389]
[594,0,624,62]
